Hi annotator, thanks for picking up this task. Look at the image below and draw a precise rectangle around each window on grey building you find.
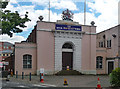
[23,54,32,69]
[107,40,111,48]
[99,42,100,47]
[0,54,1,56]
[96,56,103,69]
[99,42,104,47]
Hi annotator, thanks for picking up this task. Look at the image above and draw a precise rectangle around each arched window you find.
[62,43,73,49]
[96,56,103,69]
[23,54,32,69]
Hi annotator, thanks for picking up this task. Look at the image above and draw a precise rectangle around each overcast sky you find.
[0,0,119,44]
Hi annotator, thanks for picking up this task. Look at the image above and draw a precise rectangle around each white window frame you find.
[23,54,32,69]
[99,41,104,48]
[107,40,111,48]
[96,56,103,69]
[106,60,115,74]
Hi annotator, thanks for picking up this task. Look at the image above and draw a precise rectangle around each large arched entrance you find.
[62,43,73,70]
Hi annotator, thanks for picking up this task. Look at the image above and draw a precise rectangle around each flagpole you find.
[84,0,86,25]
[48,0,50,22]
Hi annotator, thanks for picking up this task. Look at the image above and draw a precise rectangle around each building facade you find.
[0,42,14,61]
[15,20,97,75]
[0,42,14,72]
[96,25,120,74]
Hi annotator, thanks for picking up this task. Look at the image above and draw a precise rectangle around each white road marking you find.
[41,84,56,87]
[32,84,47,87]
[32,84,42,87]
[17,85,27,87]
[32,84,56,87]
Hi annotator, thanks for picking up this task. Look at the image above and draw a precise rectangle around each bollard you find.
[22,72,24,79]
[11,71,13,77]
[29,72,31,81]
[40,68,44,83]
[40,73,41,81]
[16,71,18,78]
[40,73,44,83]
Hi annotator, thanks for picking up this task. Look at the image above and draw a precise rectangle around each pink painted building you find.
[96,25,120,74]
[15,19,97,75]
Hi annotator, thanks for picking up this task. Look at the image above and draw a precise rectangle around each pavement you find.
[1,75,120,89]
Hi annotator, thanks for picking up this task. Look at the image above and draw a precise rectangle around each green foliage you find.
[0,0,31,37]
[109,67,120,87]
[0,0,9,9]
[0,1,8,8]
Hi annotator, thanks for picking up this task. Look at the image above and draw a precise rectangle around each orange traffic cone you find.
[63,79,68,86]
[40,73,44,83]
[96,77,102,89]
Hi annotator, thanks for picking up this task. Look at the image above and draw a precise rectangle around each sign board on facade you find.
[40,68,44,73]
[55,24,82,31]
[3,62,9,65]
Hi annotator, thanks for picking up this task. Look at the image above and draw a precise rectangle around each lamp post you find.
[48,0,50,21]
[84,0,86,25]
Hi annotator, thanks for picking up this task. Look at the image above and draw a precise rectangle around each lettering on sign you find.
[56,24,82,31]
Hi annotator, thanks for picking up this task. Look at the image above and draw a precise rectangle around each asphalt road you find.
[2,80,56,88]
[1,75,120,89]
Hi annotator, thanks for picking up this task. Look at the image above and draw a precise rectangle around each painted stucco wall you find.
[36,22,55,75]
[97,26,119,58]
[15,43,37,75]
[37,21,55,30]
[36,22,97,75]
[96,25,119,74]
[15,21,97,75]
[105,27,118,58]
[118,25,120,56]
[81,26,96,74]
[96,48,107,74]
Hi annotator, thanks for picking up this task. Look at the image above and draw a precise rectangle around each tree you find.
[110,68,120,87]
[0,0,31,37]
[0,0,9,9]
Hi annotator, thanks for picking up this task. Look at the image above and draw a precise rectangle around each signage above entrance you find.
[55,24,82,31]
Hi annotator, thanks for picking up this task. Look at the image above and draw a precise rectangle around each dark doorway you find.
[108,61,114,74]
[62,52,73,70]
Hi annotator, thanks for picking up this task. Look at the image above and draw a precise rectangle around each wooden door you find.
[108,61,114,74]
[62,52,73,70]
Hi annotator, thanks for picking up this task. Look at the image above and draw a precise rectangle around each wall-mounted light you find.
[112,34,116,38]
